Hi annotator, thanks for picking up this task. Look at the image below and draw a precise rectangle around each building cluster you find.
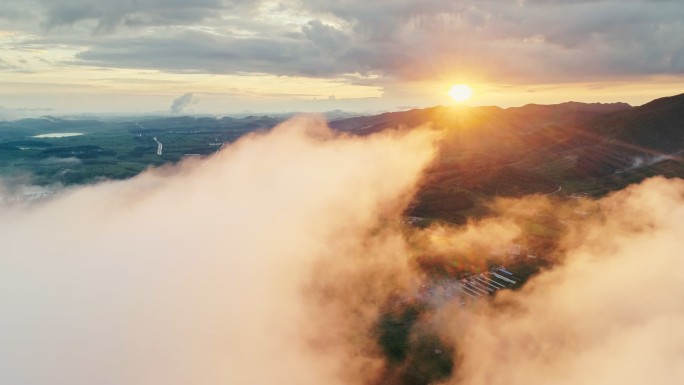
[458,267,519,298]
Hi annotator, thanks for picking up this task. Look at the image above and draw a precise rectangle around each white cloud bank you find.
[1,115,684,385]
[438,177,684,385]
[0,116,438,385]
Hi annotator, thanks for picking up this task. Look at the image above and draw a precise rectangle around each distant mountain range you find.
[332,93,684,222]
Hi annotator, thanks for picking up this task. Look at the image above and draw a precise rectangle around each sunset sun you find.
[448,84,474,102]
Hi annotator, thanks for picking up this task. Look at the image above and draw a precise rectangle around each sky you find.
[1,0,683,115]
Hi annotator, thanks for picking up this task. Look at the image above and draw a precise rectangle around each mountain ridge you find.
[330,93,684,222]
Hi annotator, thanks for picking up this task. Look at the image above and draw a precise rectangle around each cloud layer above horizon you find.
[1,0,683,113]
[2,0,684,81]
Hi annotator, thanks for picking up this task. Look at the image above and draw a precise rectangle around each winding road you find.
[153,137,163,156]
[544,185,562,196]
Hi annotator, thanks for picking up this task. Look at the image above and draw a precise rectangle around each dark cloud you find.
[0,0,255,32]
[1,0,683,83]
[302,20,350,52]
[296,0,684,81]
[41,0,238,31]
[0,3,35,22]
[72,29,359,77]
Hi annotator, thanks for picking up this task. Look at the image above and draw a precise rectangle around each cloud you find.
[3,0,684,85]
[0,57,15,70]
[302,20,350,52]
[72,29,354,78]
[170,92,196,114]
[1,113,684,385]
[432,176,684,385]
[0,175,60,203]
[0,2,35,22]
[40,0,238,32]
[0,117,441,385]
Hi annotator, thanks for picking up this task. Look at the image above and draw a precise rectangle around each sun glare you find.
[448,84,474,103]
